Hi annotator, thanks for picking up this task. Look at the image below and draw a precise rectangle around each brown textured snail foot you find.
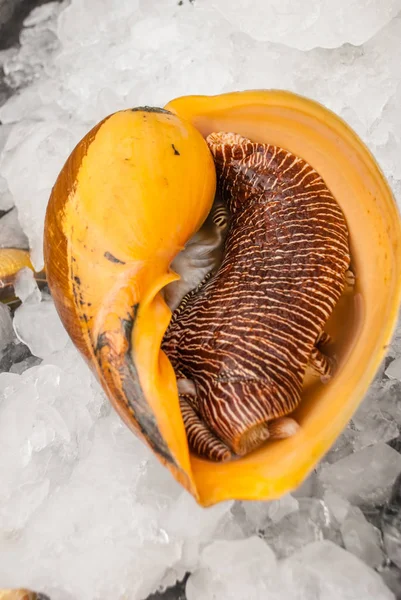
[164,126,351,464]
[180,393,300,460]
[178,373,302,460]
[179,395,232,462]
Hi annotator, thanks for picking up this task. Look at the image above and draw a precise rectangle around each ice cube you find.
[0,304,15,352]
[341,506,385,568]
[201,536,276,574]
[281,540,395,600]
[23,2,61,27]
[282,540,395,600]
[205,0,401,50]
[186,537,283,600]
[323,490,351,525]
[263,498,335,558]
[0,119,87,269]
[239,494,299,536]
[351,381,400,450]
[319,443,401,506]
[386,357,401,380]
[379,562,401,599]
[13,297,69,358]
[57,0,140,47]
[292,470,322,498]
[0,207,29,249]
[358,378,401,430]
[14,267,41,303]
[1,479,50,533]
[9,356,42,375]
[163,490,233,571]
[382,473,401,569]
[323,428,356,463]
[213,506,246,542]
[4,28,60,90]
[0,340,34,374]
[0,173,14,212]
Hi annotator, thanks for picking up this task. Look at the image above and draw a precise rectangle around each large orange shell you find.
[44,92,401,506]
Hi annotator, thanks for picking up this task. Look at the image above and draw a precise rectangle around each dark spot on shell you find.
[95,302,176,466]
[120,303,139,340]
[95,332,109,353]
[172,144,180,156]
[104,251,126,265]
[74,276,81,285]
[131,106,172,115]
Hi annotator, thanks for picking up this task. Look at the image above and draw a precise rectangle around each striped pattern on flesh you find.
[162,132,351,461]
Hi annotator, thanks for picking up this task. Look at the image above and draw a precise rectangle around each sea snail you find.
[44,91,401,506]
[162,131,351,462]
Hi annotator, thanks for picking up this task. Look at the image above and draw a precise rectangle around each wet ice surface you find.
[0,303,14,351]
[382,473,401,570]
[1,0,401,599]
